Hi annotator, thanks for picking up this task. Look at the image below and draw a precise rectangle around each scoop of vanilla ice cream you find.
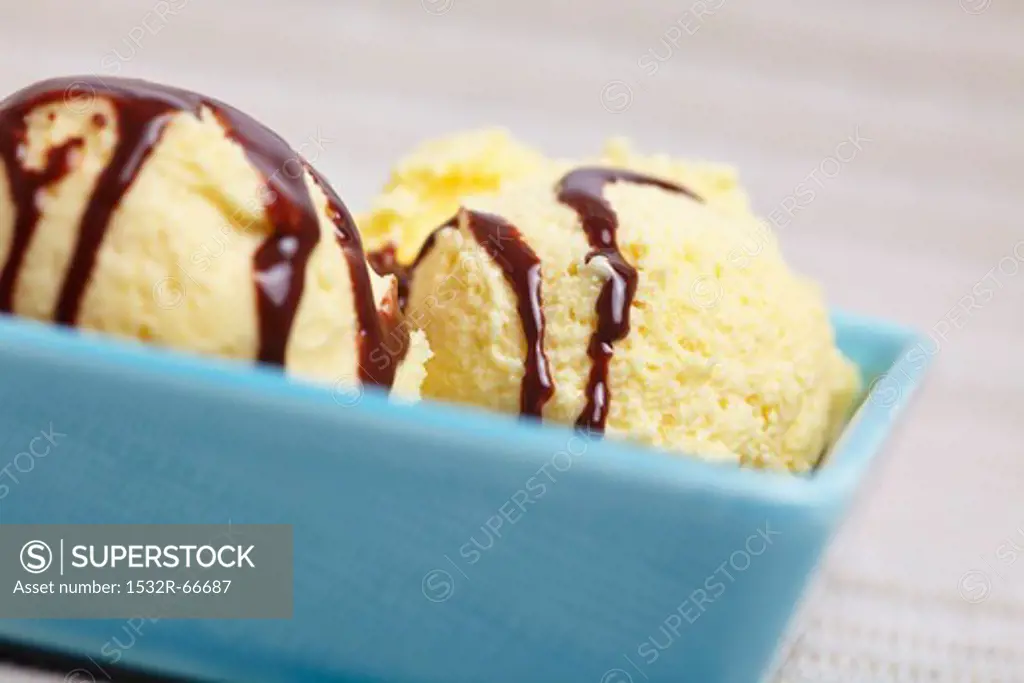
[405,170,859,471]
[0,78,428,396]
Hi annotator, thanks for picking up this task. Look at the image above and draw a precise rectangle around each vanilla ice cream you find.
[0,76,427,396]
[366,131,859,471]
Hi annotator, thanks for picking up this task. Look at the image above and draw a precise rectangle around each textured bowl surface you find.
[0,310,928,683]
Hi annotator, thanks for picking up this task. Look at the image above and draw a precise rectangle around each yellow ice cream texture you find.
[359,128,547,260]
[0,79,428,397]
[363,130,860,471]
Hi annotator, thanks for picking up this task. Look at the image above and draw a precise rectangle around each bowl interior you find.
[820,310,929,487]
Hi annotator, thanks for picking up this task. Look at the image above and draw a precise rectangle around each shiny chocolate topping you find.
[463,209,553,418]
[556,167,700,432]
[367,214,457,314]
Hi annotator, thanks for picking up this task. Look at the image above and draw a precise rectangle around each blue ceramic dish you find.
[0,309,928,683]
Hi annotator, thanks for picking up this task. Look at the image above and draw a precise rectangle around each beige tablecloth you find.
[1,0,1022,680]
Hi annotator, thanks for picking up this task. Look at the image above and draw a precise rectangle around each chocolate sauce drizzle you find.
[0,77,392,386]
[307,164,396,386]
[556,167,700,433]
[0,137,83,312]
[368,214,456,313]
[369,210,554,416]
[463,210,553,417]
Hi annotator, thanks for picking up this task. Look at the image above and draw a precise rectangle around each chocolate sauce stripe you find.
[463,209,554,418]
[367,214,457,314]
[306,163,396,387]
[0,138,84,311]
[368,211,553,417]
[555,167,701,433]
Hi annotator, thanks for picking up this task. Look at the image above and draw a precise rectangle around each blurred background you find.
[3,0,1023,680]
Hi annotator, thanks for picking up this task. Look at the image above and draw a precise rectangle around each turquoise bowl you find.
[0,310,928,682]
